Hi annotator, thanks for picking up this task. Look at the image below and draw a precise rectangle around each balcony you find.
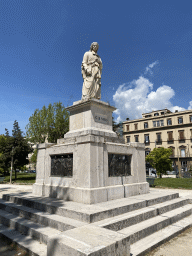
[178,137,185,143]
[167,139,174,144]
[156,139,162,145]
[144,140,150,145]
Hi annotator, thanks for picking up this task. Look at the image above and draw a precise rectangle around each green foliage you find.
[30,148,37,166]
[20,165,27,171]
[154,178,192,189]
[146,147,173,178]
[26,102,69,143]
[0,121,33,177]
[0,166,3,175]
[12,121,33,172]
[0,134,14,175]
[4,172,36,184]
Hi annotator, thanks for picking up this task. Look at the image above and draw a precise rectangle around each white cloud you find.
[144,60,159,75]
[113,76,186,122]
[188,101,192,110]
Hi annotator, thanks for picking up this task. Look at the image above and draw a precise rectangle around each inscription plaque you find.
[94,113,108,124]
[51,154,73,177]
[108,153,131,177]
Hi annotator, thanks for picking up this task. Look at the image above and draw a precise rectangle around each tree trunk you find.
[15,170,17,181]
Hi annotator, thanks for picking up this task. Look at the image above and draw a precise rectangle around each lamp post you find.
[10,147,13,184]
[187,144,190,172]
[177,147,181,178]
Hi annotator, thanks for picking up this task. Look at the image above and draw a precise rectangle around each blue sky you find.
[1,0,192,134]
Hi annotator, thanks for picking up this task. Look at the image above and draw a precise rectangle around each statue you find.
[81,42,103,101]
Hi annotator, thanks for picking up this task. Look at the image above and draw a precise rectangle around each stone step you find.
[131,215,192,256]
[0,208,62,244]
[2,190,179,223]
[0,198,85,232]
[94,197,189,231]
[0,224,47,256]
[118,204,192,244]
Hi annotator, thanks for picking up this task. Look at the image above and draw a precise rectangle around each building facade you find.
[123,108,192,172]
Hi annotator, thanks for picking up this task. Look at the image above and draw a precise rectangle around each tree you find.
[112,117,123,137]
[145,147,173,178]
[0,122,32,178]
[30,148,37,168]
[26,102,69,143]
[12,121,33,180]
[0,134,14,176]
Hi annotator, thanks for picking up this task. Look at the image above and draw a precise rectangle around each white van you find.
[148,168,157,177]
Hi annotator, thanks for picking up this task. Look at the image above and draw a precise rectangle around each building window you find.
[145,150,150,156]
[169,147,175,157]
[178,130,185,142]
[126,125,129,131]
[157,133,161,141]
[153,120,164,127]
[144,122,148,129]
[190,116,192,123]
[144,134,149,144]
[134,123,138,130]
[161,112,164,115]
[181,149,185,157]
[167,119,172,125]
[156,133,162,145]
[126,136,130,143]
[181,161,187,167]
[154,113,159,116]
[167,131,174,143]
[178,117,183,124]
[135,135,139,142]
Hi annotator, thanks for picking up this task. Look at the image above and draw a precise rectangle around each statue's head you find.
[90,42,99,52]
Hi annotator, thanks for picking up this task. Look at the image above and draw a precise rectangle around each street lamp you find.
[177,147,181,178]
[10,147,14,184]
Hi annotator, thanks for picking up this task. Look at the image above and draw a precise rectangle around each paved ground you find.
[146,226,192,256]
[0,184,32,255]
[147,188,192,256]
[0,237,29,256]
[0,184,192,256]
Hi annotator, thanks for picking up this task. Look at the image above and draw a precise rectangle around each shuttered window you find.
[168,132,173,140]
[179,130,185,139]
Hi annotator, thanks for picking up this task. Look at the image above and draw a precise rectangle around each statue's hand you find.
[86,67,92,76]
[86,70,91,76]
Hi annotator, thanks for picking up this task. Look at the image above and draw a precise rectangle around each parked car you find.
[29,170,36,173]
[146,168,157,178]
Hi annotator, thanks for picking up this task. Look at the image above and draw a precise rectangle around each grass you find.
[3,172,36,184]
[154,177,192,190]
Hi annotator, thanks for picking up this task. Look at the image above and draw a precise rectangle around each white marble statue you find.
[81,42,103,100]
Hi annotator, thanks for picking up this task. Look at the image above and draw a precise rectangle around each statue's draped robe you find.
[81,51,103,100]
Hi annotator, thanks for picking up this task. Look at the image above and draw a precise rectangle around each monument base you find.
[33,99,149,204]
[33,182,149,204]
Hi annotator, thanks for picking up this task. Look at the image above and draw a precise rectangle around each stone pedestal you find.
[33,99,149,204]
